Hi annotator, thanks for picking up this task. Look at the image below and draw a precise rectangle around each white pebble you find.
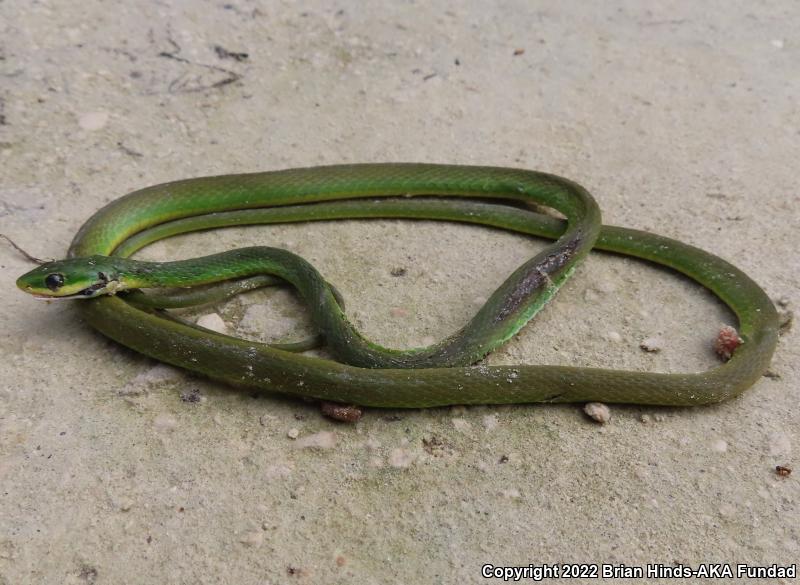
[711,439,728,453]
[286,428,300,439]
[196,313,228,334]
[295,430,337,449]
[78,111,109,130]
[771,39,784,49]
[606,331,622,343]
[640,336,663,352]
[584,402,611,423]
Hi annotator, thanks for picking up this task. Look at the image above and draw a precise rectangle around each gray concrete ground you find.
[1,1,797,583]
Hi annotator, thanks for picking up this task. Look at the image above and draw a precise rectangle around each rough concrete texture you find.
[1,1,797,584]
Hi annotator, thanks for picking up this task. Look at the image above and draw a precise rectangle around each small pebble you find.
[196,313,228,334]
[606,331,622,343]
[286,428,300,439]
[771,39,785,48]
[639,414,652,424]
[711,439,728,453]
[584,402,611,423]
[640,336,663,353]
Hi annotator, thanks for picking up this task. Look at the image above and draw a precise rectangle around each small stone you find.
[771,39,784,48]
[584,402,611,423]
[639,414,652,424]
[196,313,228,334]
[390,267,407,276]
[711,439,728,453]
[640,336,663,353]
[606,331,622,343]
[286,428,300,439]
[78,111,109,130]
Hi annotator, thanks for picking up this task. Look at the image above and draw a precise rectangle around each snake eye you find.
[45,273,65,291]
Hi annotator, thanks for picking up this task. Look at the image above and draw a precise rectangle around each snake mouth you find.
[30,280,116,300]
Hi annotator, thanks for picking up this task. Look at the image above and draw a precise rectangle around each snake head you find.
[16,255,124,299]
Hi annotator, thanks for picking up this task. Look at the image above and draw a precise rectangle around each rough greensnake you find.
[16,164,778,407]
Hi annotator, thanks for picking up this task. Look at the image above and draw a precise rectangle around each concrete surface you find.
[0,1,797,583]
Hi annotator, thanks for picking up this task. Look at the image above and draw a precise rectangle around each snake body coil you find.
[17,164,778,407]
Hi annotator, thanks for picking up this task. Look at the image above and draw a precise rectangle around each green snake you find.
[16,164,778,407]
